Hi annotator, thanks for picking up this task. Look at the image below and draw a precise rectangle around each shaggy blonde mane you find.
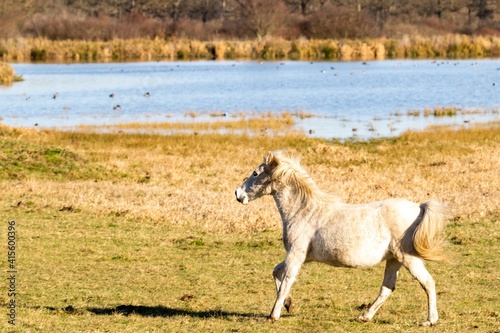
[265,151,340,204]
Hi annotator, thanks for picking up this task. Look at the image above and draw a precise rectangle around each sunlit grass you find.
[1,120,498,230]
[0,122,498,332]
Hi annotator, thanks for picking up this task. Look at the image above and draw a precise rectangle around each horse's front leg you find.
[268,249,306,322]
[272,261,293,314]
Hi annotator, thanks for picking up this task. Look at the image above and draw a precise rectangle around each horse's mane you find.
[265,151,341,204]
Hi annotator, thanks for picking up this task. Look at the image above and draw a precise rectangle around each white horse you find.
[235,151,449,326]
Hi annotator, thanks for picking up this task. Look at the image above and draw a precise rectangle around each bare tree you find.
[188,0,225,22]
[475,0,495,20]
[233,0,288,39]
[302,2,379,38]
[365,0,392,27]
[285,0,316,15]
[1,0,499,39]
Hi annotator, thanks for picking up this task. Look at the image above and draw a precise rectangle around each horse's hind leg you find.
[403,256,438,326]
[273,261,293,313]
[357,258,402,323]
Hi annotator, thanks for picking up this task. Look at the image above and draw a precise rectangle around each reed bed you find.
[406,107,499,117]
[1,34,499,62]
[0,61,22,85]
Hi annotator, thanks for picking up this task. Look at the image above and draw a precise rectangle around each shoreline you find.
[5,109,499,142]
[3,59,498,140]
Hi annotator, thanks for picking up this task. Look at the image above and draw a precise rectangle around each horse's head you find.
[235,151,280,205]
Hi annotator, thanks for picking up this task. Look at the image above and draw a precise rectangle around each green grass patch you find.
[0,136,113,181]
[0,210,498,332]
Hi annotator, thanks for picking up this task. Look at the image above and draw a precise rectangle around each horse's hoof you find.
[420,320,436,327]
[284,296,294,314]
[355,316,370,323]
[267,316,276,323]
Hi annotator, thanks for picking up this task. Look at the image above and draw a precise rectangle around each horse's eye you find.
[253,171,258,177]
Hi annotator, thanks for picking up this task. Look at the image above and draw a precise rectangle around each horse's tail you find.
[413,200,450,261]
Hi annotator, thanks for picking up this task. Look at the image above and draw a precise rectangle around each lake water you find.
[1,60,499,139]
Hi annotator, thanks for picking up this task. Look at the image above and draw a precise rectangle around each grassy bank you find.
[0,62,22,85]
[0,123,499,332]
[76,112,301,137]
[1,34,499,62]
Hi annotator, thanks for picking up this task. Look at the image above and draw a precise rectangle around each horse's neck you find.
[273,186,316,231]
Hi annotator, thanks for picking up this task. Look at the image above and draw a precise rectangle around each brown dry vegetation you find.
[1,1,498,63]
[0,62,22,85]
[77,112,298,136]
[1,0,498,41]
[0,122,498,332]
[1,34,499,62]
[1,122,497,232]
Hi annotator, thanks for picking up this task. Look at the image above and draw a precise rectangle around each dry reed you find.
[0,61,21,85]
[407,107,498,118]
[1,35,499,62]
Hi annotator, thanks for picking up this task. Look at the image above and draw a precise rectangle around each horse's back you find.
[376,198,422,232]
[330,198,421,234]
[308,198,421,268]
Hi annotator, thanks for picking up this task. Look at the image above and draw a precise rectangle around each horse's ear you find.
[264,151,279,169]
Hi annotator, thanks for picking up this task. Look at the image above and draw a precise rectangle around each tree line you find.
[0,0,498,40]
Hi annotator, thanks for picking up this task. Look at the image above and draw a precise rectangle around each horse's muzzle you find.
[235,188,249,205]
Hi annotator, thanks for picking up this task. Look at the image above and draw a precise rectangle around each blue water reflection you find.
[1,60,498,139]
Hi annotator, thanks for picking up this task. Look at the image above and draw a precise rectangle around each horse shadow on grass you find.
[86,304,264,320]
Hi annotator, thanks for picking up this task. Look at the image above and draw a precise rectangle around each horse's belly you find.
[313,249,389,268]
[310,235,391,268]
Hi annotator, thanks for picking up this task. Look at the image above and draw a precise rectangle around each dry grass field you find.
[0,121,499,332]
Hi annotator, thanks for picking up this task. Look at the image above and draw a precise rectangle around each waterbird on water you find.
[53,93,59,99]
[109,93,115,98]
[113,105,121,110]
